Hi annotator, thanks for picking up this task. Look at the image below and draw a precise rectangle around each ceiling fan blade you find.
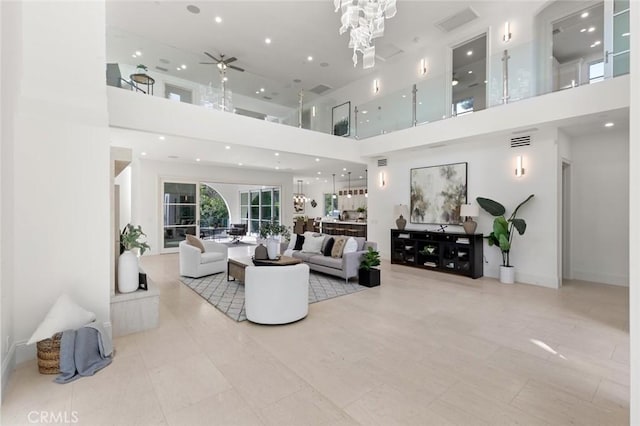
[229,65,245,72]
[199,62,217,65]
[204,51,220,62]
[223,57,237,64]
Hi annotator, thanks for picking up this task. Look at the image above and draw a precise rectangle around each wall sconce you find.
[378,171,386,187]
[311,105,316,117]
[503,21,512,42]
[373,79,380,94]
[420,58,428,75]
[515,155,525,176]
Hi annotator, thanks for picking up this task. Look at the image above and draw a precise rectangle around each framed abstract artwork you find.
[410,162,467,224]
[332,101,350,137]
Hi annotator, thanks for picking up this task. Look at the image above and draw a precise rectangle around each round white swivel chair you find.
[244,263,310,325]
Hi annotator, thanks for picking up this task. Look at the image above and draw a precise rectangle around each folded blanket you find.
[55,322,113,384]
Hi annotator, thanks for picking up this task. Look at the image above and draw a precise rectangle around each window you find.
[589,61,604,84]
[239,187,281,234]
[324,193,338,217]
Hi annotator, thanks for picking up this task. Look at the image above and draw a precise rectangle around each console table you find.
[391,229,483,278]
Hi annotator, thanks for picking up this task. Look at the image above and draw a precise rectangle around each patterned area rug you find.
[180,270,369,322]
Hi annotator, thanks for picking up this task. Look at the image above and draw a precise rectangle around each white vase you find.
[500,265,515,284]
[266,237,279,260]
[118,250,139,293]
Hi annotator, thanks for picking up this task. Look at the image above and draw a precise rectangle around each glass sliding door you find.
[162,182,198,249]
[604,0,630,78]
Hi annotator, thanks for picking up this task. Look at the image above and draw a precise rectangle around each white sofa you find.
[244,263,310,325]
[179,240,228,278]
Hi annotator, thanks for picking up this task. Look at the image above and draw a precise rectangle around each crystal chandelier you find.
[293,180,308,203]
[334,0,397,69]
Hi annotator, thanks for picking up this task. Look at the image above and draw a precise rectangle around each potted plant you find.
[136,64,148,74]
[476,194,534,284]
[358,246,381,287]
[118,224,150,293]
[259,220,291,260]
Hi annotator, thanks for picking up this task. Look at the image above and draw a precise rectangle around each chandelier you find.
[293,180,308,203]
[334,0,397,69]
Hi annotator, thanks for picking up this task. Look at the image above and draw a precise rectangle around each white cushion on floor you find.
[27,294,96,345]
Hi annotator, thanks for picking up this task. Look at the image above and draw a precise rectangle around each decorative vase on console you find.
[118,224,150,294]
[394,204,409,231]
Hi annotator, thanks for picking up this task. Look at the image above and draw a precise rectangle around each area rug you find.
[180,271,369,322]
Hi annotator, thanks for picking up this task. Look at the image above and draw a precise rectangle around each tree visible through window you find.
[200,185,229,228]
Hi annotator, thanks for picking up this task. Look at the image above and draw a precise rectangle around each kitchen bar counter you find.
[320,221,367,238]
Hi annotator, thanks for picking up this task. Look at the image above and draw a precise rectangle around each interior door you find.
[603,0,630,78]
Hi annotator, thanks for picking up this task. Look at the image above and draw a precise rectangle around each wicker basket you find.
[36,333,62,374]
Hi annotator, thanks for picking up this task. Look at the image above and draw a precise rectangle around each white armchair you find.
[179,240,228,278]
[244,263,310,324]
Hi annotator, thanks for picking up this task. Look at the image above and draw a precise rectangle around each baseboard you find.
[1,342,16,401]
[484,268,560,288]
[571,271,629,287]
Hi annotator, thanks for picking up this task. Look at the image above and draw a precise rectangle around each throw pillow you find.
[186,234,205,253]
[323,237,335,256]
[320,235,331,252]
[293,234,305,251]
[302,235,325,254]
[331,237,347,258]
[287,234,298,250]
[343,237,358,255]
[27,294,96,345]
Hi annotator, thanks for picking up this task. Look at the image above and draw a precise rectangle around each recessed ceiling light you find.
[581,11,589,18]
[402,94,407,98]
[359,176,363,179]
[605,122,615,127]
[343,168,347,171]
[484,80,488,84]
[159,136,165,140]
[141,152,147,156]
[181,64,187,69]
[580,28,587,33]
[468,70,473,74]
[176,67,181,71]
[275,166,280,170]
[222,77,228,82]
[317,171,321,175]
[341,174,345,177]
[588,26,595,32]
[225,145,231,150]
[260,88,265,92]
[361,110,368,114]
[214,16,222,23]
[186,4,200,14]
[132,54,137,58]
[196,158,201,162]
[274,152,280,156]
[135,51,142,56]
[255,91,260,94]
[307,56,313,62]
[467,50,473,56]
[315,158,320,162]
[238,162,243,166]
[265,38,271,44]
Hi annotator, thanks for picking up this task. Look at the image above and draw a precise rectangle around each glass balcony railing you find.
[107,33,630,141]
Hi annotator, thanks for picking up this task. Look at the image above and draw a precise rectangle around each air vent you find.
[155,66,168,72]
[510,135,531,148]
[375,44,404,61]
[435,7,479,33]
[377,158,388,167]
[309,84,332,95]
[262,96,273,100]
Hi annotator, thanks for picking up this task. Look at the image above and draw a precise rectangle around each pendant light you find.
[365,168,368,198]
[293,179,306,203]
[347,172,352,198]
[332,174,337,199]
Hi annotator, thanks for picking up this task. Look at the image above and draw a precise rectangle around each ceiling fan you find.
[200,52,245,72]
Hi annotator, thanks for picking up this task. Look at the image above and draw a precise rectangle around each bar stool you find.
[345,228,359,237]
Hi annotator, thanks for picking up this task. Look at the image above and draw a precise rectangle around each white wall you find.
[3,1,111,365]
[569,129,629,286]
[367,128,560,287]
[131,159,293,254]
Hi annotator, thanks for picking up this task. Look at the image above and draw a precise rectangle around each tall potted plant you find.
[476,195,534,284]
[118,224,150,293]
[259,220,291,260]
[359,247,381,287]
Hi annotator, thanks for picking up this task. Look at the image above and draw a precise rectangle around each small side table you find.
[130,73,155,95]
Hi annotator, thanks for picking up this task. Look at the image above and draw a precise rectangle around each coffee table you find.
[227,256,303,282]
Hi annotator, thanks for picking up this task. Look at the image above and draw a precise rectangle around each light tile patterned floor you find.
[181,270,368,322]
[1,250,630,425]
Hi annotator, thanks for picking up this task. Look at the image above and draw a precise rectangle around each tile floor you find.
[1,247,630,425]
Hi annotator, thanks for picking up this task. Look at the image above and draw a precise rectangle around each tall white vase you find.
[266,237,279,260]
[500,266,515,284]
[118,250,139,293]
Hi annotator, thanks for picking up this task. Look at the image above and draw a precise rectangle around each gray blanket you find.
[55,322,113,384]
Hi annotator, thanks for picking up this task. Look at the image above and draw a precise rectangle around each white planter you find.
[118,250,139,293]
[266,237,280,260]
[500,265,515,284]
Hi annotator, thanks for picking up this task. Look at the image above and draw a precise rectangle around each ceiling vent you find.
[375,44,404,62]
[377,158,388,167]
[155,66,168,72]
[510,135,531,148]
[309,84,332,95]
[435,7,479,33]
